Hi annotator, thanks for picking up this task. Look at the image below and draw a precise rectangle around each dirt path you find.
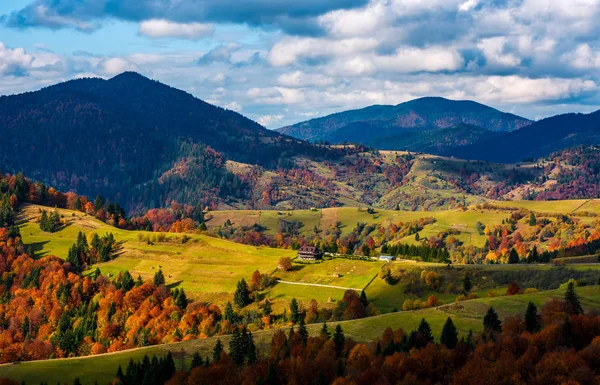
[276,280,362,291]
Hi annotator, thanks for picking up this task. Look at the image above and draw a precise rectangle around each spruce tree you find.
[234,279,250,308]
[508,248,519,264]
[191,352,202,369]
[320,322,330,339]
[360,290,368,307]
[440,317,458,349]
[462,272,472,293]
[289,298,300,324]
[529,212,537,226]
[527,246,539,263]
[246,332,257,365]
[483,307,502,332]
[153,269,165,286]
[212,339,223,362]
[175,288,188,309]
[229,328,244,366]
[524,302,541,333]
[224,301,236,324]
[263,299,272,315]
[333,325,345,358]
[298,319,309,346]
[564,281,584,315]
[417,318,433,345]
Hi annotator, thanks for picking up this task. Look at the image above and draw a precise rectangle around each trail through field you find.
[276,280,362,291]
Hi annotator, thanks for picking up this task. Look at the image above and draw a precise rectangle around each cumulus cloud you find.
[478,37,521,68]
[257,114,284,127]
[268,37,378,66]
[139,19,214,40]
[278,71,334,87]
[97,57,139,76]
[562,44,600,70]
[0,43,34,76]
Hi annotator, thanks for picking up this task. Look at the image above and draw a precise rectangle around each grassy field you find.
[2,285,599,385]
[365,261,600,313]
[204,201,600,249]
[19,204,295,305]
[275,259,382,288]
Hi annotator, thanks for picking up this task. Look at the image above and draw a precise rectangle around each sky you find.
[1,0,600,128]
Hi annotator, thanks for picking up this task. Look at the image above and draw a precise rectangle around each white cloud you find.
[257,114,284,127]
[224,101,243,112]
[97,57,139,76]
[0,42,34,75]
[561,44,600,70]
[374,46,464,73]
[458,0,479,12]
[139,19,214,40]
[278,71,335,87]
[268,37,379,66]
[478,37,521,67]
[467,76,597,104]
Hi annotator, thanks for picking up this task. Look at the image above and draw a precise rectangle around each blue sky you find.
[1,0,600,128]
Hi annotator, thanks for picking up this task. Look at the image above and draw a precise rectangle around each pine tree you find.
[359,290,368,307]
[462,272,472,293]
[564,281,584,315]
[524,302,541,333]
[508,248,519,264]
[246,332,257,365]
[529,212,537,226]
[333,325,345,358]
[483,307,502,332]
[191,352,202,369]
[263,299,272,315]
[298,319,309,346]
[234,279,250,308]
[175,288,188,309]
[289,298,300,324]
[153,269,165,286]
[320,322,330,339]
[440,317,458,349]
[212,339,223,362]
[527,246,539,263]
[224,301,236,324]
[417,318,433,345]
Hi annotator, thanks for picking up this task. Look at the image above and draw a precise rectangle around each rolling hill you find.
[277,97,532,151]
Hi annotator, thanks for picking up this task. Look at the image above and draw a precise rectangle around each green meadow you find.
[19,204,295,305]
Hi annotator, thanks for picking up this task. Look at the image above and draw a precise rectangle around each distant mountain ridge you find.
[277,97,533,149]
[456,110,600,163]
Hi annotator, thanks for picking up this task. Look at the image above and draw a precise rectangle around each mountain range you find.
[278,97,600,163]
[1,72,600,212]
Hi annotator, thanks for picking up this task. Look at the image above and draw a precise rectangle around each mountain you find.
[0,72,341,212]
[277,97,532,151]
[457,110,600,163]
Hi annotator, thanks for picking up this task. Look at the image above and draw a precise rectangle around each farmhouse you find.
[379,255,394,262]
[297,245,323,261]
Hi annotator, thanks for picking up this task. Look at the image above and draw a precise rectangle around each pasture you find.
[18,204,295,305]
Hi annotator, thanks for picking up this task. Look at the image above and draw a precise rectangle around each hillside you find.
[0,72,343,213]
[457,110,600,163]
[277,97,531,150]
[2,285,599,385]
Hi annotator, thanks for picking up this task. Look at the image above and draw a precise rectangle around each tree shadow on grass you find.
[167,280,184,290]
[24,240,50,258]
